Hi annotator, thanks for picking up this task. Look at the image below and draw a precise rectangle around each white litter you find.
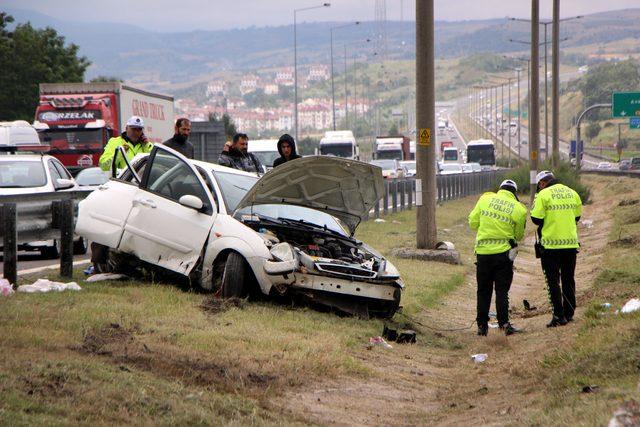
[0,278,14,296]
[580,219,593,229]
[85,273,130,282]
[17,279,81,293]
[620,298,640,314]
[488,322,499,329]
[471,353,488,363]
[374,218,386,223]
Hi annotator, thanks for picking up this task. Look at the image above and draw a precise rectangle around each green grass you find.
[0,197,479,424]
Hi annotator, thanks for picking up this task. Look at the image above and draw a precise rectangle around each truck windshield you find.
[251,151,280,168]
[443,150,458,161]
[376,150,402,160]
[320,143,353,158]
[467,145,495,166]
[39,128,106,149]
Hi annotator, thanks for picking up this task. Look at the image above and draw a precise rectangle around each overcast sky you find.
[4,0,640,31]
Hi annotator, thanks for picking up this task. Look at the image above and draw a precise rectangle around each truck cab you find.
[318,130,358,159]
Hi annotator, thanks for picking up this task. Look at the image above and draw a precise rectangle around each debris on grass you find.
[581,385,600,393]
[523,299,537,311]
[17,279,81,293]
[1,278,14,296]
[580,219,593,229]
[85,273,130,282]
[608,399,640,427]
[200,297,246,314]
[471,354,487,363]
[620,298,640,314]
[368,336,393,349]
[374,218,386,223]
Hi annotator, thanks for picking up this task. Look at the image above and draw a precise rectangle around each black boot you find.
[546,316,568,328]
[477,324,488,336]
[500,323,522,336]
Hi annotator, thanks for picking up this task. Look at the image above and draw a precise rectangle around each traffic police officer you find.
[530,170,583,327]
[469,179,527,336]
[99,116,153,172]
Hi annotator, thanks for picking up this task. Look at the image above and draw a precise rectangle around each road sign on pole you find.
[630,117,640,129]
[612,92,640,118]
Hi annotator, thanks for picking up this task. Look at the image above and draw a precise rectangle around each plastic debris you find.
[601,302,612,309]
[0,278,14,296]
[374,218,386,223]
[582,385,600,393]
[369,336,393,349]
[621,298,640,314]
[83,265,95,275]
[523,299,537,311]
[580,219,593,229]
[85,273,130,283]
[608,399,640,427]
[392,220,402,224]
[471,353,488,363]
[488,322,499,329]
[17,279,81,293]
[382,325,417,344]
[488,311,497,318]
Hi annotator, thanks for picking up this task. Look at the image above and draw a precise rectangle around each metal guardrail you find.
[369,170,505,220]
[1,190,93,285]
[580,169,640,178]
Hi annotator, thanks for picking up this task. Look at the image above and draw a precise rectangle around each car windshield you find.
[0,160,47,188]
[443,150,458,161]
[371,160,396,170]
[251,151,280,168]
[75,167,109,186]
[213,170,259,211]
[235,204,349,236]
[319,143,353,157]
[441,164,461,172]
[400,161,416,170]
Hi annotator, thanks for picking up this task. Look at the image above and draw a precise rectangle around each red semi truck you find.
[374,135,411,160]
[33,82,174,173]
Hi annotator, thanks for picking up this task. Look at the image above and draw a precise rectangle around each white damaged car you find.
[76,145,403,317]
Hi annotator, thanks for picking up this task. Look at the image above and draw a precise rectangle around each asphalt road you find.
[0,251,91,275]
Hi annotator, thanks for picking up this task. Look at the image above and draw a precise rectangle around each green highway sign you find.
[630,117,640,129]
[612,92,640,118]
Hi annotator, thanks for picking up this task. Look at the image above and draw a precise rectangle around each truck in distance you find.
[318,130,359,159]
[374,135,410,160]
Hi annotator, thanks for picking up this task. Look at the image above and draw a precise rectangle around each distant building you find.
[206,80,227,98]
[307,65,330,82]
[275,68,294,86]
[264,84,279,95]
[299,104,331,130]
[240,75,260,94]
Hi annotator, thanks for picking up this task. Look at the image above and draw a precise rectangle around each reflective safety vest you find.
[99,135,154,171]
[530,183,582,249]
[468,189,527,255]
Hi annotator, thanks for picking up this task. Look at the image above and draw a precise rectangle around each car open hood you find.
[235,156,384,235]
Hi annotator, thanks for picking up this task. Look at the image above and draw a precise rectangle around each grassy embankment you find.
[0,198,476,425]
[524,175,640,423]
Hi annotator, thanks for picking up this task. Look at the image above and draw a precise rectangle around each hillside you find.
[3,7,640,90]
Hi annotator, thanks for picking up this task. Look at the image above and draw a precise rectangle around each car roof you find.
[0,154,46,162]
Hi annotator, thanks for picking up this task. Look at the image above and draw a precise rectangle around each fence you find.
[369,170,505,220]
[1,190,92,286]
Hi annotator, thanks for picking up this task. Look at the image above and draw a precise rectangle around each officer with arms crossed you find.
[530,170,583,327]
[469,179,527,336]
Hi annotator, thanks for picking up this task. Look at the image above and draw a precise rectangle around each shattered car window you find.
[213,171,258,211]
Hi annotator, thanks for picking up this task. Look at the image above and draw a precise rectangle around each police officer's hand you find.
[121,144,129,152]
[140,133,149,144]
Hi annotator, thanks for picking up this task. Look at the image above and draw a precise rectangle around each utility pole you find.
[344,44,348,128]
[543,23,549,159]
[416,0,437,249]
[552,0,560,166]
[508,79,512,164]
[530,0,540,201]
[516,68,522,160]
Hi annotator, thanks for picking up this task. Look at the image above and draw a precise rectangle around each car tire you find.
[73,237,88,255]
[221,252,248,298]
[40,240,60,259]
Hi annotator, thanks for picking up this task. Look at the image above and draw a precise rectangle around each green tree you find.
[208,112,237,141]
[90,76,123,83]
[581,60,640,120]
[388,122,399,135]
[0,13,90,120]
[585,122,601,140]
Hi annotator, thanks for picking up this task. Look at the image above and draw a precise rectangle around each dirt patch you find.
[200,296,246,315]
[609,235,639,248]
[618,198,639,207]
[20,363,84,399]
[74,322,277,396]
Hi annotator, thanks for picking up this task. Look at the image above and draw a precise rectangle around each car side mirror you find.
[55,178,75,190]
[179,194,204,211]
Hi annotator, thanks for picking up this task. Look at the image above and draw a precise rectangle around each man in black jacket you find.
[218,133,263,173]
[162,118,194,159]
[273,134,302,168]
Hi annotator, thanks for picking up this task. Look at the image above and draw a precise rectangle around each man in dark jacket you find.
[218,133,263,173]
[273,134,302,168]
[162,118,194,158]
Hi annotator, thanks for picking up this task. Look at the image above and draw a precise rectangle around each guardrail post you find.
[60,199,74,278]
[407,180,413,210]
[2,203,17,287]
[384,181,389,216]
[400,180,406,211]
[374,196,380,218]
[392,179,398,213]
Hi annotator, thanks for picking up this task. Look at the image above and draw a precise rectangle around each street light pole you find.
[552,0,560,166]
[516,68,521,160]
[416,0,437,249]
[294,3,331,141]
[530,0,540,201]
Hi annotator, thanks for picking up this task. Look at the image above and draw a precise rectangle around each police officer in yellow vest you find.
[530,170,583,327]
[99,116,154,172]
[469,179,527,336]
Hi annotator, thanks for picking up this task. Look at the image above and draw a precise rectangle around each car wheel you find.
[40,240,60,259]
[220,252,248,298]
[73,237,88,255]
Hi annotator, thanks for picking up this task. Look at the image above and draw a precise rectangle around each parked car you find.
[76,146,404,317]
[461,162,482,173]
[596,161,612,170]
[630,157,640,170]
[619,159,631,171]
[370,159,405,179]
[0,153,86,257]
[399,160,416,177]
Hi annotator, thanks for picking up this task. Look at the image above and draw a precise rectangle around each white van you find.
[442,146,459,163]
[0,121,42,148]
[247,139,280,171]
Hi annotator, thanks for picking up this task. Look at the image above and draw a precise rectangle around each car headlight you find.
[270,243,295,262]
[378,259,400,279]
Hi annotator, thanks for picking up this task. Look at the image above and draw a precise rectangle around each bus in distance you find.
[466,139,495,167]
